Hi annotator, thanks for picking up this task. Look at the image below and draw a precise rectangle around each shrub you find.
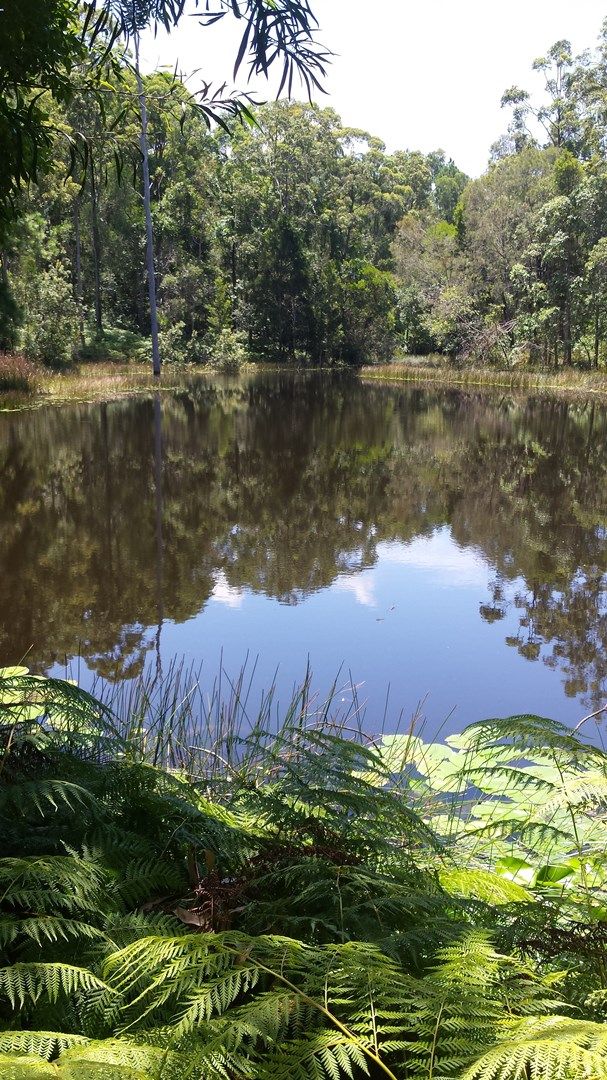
[0,351,39,393]
[209,327,248,373]
[78,325,149,364]
[157,320,190,364]
[19,262,80,368]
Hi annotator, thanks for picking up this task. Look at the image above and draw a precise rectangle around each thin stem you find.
[133,27,161,377]
[241,956,401,1080]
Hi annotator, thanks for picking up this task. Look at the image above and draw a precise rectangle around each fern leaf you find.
[0,1056,57,1078]
[464,1016,607,1080]
[0,963,110,1008]
[439,868,532,904]
[0,1032,89,1061]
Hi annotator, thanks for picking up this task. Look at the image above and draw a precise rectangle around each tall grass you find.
[87,657,402,778]
[0,352,40,394]
[362,360,607,397]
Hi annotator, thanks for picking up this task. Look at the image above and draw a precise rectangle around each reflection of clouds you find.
[211,570,245,609]
[334,571,377,607]
[378,530,489,589]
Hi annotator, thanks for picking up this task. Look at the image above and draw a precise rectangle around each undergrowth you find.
[0,354,40,395]
[1,666,607,1078]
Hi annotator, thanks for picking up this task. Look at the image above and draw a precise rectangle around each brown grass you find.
[0,352,41,394]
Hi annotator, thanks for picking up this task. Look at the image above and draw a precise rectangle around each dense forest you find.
[4,9,607,369]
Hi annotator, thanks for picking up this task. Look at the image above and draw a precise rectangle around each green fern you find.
[464,1017,607,1080]
[0,963,110,1008]
[0,1032,90,1060]
[0,1056,57,1078]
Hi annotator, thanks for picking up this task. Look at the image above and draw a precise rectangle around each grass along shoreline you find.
[361,360,607,399]
[0,360,256,411]
[4,355,607,412]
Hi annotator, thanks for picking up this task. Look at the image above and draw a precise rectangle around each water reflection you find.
[0,372,605,728]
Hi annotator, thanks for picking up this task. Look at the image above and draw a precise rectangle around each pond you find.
[1,371,606,739]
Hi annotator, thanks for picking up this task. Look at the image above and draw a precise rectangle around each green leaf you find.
[440,867,533,903]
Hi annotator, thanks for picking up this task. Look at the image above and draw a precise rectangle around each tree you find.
[500,40,583,155]
[108,0,329,375]
[0,0,85,233]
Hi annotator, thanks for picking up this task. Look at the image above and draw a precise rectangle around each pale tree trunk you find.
[134,28,161,377]
[89,156,103,335]
[153,392,164,686]
[73,198,85,348]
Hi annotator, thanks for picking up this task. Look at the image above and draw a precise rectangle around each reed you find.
[361,360,607,398]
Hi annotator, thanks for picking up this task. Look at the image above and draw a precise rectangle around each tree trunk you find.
[595,308,600,368]
[563,300,572,365]
[134,30,161,378]
[153,392,164,683]
[73,199,85,348]
[89,156,103,335]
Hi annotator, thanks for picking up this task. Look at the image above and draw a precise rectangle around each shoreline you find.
[0,361,251,412]
[360,362,607,401]
[3,359,607,412]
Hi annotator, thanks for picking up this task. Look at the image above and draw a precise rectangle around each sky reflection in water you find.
[1,371,606,738]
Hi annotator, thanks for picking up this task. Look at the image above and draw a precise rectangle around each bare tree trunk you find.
[595,308,600,368]
[134,29,161,377]
[73,199,85,348]
[563,301,572,366]
[89,157,103,335]
[153,392,164,683]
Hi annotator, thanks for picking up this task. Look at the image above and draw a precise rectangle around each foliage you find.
[6,15,607,367]
[0,49,466,367]
[2,667,607,1078]
[209,327,248,373]
[17,263,81,368]
[0,0,84,233]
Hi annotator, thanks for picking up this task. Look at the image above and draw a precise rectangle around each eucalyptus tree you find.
[500,40,583,155]
[102,0,329,374]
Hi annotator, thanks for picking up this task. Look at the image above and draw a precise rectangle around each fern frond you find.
[0,1055,57,1077]
[464,1016,607,1080]
[172,965,262,1036]
[0,963,111,1008]
[0,1031,89,1061]
[56,1037,174,1078]
[0,916,106,948]
[0,857,108,915]
[462,715,603,760]
[0,780,96,820]
[439,868,532,904]
[254,1033,370,1080]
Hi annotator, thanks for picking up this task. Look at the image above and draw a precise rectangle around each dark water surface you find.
[1,371,606,737]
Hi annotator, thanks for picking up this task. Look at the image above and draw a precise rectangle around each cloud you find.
[210,570,245,609]
[378,531,489,589]
[334,572,377,608]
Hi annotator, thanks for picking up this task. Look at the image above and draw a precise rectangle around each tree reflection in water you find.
[0,373,605,709]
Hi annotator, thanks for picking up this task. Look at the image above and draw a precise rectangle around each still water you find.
[1,371,606,737]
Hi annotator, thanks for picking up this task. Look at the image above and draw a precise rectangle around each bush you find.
[157,320,190,364]
[0,277,20,351]
[78,325,149,364]
[19,262,80,368]
[209,327,248,373]
[4,670,607,1080]
[338,262,397,365]
[0,351,39,393]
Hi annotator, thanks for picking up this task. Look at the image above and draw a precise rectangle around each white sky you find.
[140,1,606,177]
